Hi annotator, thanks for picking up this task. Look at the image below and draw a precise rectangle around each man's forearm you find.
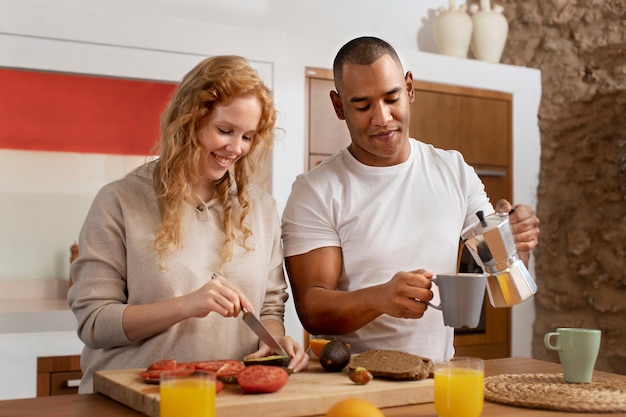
[298,287,382,335]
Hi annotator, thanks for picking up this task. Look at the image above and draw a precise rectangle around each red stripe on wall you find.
[0,68,177,155]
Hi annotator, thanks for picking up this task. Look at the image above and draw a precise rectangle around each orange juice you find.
[434,367,484,417]
[160,376,216,417]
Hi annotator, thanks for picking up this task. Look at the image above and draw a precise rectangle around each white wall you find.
[0,0,540,368]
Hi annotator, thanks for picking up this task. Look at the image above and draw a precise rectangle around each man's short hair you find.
[333,36,403,84]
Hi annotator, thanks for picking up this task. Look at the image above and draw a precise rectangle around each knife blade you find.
[242,310,289,358]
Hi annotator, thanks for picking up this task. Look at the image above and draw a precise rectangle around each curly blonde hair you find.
[152,56,276,271]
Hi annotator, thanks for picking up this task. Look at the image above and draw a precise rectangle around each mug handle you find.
[424,277,442,310]
[544,332,561,351]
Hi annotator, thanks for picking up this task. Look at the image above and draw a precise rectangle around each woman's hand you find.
[244,318,310,373]
[122,274,253,343]
[186,274,254,318]
[277,335,309,372]
[244,335,310,373]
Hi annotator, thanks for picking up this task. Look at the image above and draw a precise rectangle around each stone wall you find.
[492,0,626,374]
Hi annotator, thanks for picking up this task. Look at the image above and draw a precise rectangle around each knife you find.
[242,309,289,358]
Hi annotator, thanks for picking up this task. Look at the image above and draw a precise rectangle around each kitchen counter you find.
[1,357,625,416]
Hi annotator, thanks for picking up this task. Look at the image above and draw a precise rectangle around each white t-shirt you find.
[282,139,494,361]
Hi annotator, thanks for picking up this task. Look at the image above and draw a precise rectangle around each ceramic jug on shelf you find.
[469,0,509,63]
[433,0,472,58]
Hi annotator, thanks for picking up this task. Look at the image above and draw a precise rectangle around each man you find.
[281,36,540,361]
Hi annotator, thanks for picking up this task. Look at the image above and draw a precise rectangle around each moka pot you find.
[462,211,537,307]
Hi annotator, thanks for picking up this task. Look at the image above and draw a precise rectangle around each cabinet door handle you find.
[66,379,81,388]
[474,169,507,177]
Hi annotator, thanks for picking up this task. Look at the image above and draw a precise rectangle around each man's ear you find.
[330,90,346,120]
[405,71,415,103]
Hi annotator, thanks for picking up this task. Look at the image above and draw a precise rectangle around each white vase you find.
[433,0,472,59]
[469,0,509,63]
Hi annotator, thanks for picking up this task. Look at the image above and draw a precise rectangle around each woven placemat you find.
[484,373,626,413]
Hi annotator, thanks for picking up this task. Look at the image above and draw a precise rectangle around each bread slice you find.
[348,349,434,380]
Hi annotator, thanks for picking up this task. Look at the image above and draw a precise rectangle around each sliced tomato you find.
[139,362,194,383]
[237,365,289,394]
[139,369,162,380]
[188,360,227,372]
[148,358,178,370]
[170,363,196,376]
[189,359,232,372]
[216,380,224,394]
[188,359,244,383]
[216,360,245,379]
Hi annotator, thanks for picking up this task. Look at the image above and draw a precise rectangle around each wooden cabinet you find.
[305,67,513,359]
[410,82,510,166]
[305,68,351,170]
[37,355,82,396]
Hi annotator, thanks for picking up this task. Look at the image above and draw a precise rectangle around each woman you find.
[68,55,308,393]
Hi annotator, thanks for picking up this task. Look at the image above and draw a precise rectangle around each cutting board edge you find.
[95,370,157,417]
[94,368,434,417]
[228,384,433,417]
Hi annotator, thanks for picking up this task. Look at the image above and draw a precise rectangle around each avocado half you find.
[243,354,291,369]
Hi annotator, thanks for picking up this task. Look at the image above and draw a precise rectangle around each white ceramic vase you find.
[469,0,509,63]
[433,0,472,59]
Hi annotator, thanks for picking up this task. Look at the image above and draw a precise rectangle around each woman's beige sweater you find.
[68,162,287,393]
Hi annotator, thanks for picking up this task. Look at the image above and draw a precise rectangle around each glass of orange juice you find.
[160,370,216,417]
[434,357,484,417]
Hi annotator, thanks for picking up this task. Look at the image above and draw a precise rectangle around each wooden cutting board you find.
[94,363,434,417]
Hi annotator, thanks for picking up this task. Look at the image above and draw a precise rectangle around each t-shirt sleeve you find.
[281,174,340,257]
[460,155,495,235]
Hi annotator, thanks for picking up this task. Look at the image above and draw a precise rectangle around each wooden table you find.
[1,357,625,417]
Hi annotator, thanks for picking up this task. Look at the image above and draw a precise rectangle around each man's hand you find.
[495,199,540,265]
[375,269,434,319]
